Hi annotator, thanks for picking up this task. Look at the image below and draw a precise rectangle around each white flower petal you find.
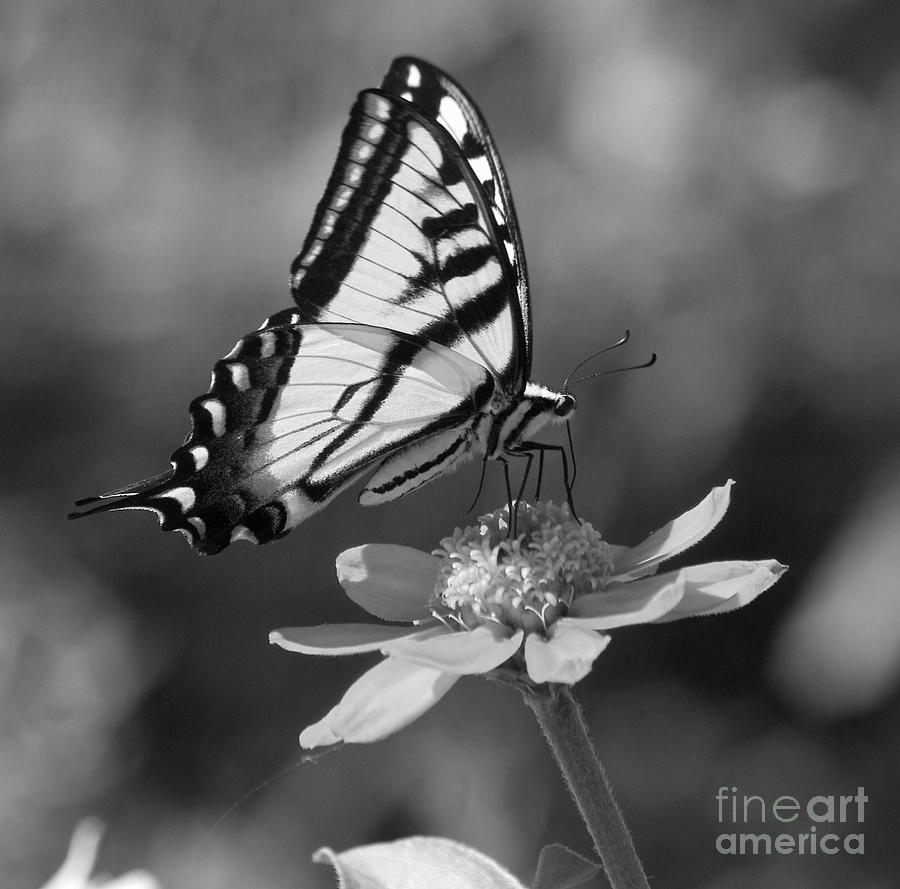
[299,658,458,748]
[42,819,160,889]
[382,625,524,675]
[337,545,438,621]
[101,873,160,889]
[611,481,734,580]
[270,623,435,655]
[653,560,787,623]
[607,543,639,569]
[42,818,104,889]
[524,625,611,685]
[314,836,527,889]
[564,572,687,628]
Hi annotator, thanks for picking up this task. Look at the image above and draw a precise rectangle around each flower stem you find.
[523,686,650,889]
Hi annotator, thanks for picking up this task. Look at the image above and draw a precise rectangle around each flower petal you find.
[653,559,787,623]
[524,625,611,685]
[337,544,438,621]
[299,657,459,748]
[42,818,160,889]
[564,572,687,628]
[270,623,435,655]
[314,837,527,889]
[382,625,524,675]
[611,481,734,580]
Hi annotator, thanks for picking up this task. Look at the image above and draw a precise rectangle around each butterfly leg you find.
[467,452,491,515]
[566,421,578,490]
[497,456,517,536]
[510,450,543,535]
[533,450,546,500]
[513,450,535,507]
[518,442,580,523]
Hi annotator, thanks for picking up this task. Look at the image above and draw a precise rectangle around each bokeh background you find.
[4,0,900,886]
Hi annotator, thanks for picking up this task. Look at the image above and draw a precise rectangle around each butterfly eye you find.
[554,394,576,417]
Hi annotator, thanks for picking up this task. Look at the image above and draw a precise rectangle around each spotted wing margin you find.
[70,315,495,554]
[380,56,531,376]
[288,86,525,392]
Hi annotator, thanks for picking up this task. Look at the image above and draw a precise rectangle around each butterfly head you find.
[553,392,577,419]
[509,384,577,450]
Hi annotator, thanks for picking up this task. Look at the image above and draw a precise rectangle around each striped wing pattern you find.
[71,57,532,554]
[380,57,531,366]
[289,85,524,389]
[75,318,494,554]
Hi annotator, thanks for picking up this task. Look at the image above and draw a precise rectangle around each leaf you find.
[532,844,600,889]
[314,837,527,889]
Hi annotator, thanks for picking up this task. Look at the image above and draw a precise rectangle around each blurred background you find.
[3,0,900,886]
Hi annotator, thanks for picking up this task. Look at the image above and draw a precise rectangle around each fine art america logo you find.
[715,787,866,856]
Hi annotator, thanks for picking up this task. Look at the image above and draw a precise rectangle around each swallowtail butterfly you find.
[71,57,581,554]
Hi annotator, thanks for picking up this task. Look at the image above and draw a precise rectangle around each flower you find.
[41,819,159,889]
[271,481,786,748]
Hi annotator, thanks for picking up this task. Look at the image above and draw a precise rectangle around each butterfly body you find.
[71,57,577,554]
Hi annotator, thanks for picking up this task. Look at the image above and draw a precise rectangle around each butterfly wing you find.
[380,56,531,373]
[290,70,530,391]
[71,316,495,554]
[72,58,530,552]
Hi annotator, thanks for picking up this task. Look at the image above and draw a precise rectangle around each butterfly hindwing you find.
[73,315,495,553]
[360,424,479,505]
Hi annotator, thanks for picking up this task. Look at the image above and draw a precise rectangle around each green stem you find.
[523,686,650,889]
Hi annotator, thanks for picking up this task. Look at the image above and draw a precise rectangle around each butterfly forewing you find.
[290,87,524,390]
[380,56,531,370]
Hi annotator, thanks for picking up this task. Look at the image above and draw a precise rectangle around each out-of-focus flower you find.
[41,819,159,889]
[272,482,785,748]
[315,837,598,889]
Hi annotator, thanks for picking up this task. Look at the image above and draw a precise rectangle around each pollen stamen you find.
[431,501,613,638]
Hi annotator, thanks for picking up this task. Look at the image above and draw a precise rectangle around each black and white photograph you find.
[4,1,899,887]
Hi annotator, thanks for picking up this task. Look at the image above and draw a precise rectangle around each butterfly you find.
[70,57,582,555]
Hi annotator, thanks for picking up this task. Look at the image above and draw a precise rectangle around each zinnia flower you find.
[271,481,785,748]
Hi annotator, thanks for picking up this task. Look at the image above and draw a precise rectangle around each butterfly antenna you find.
[570,351,657,386]
[563,330,631,391]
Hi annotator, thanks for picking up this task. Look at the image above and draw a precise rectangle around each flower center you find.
[430,501,613,635]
